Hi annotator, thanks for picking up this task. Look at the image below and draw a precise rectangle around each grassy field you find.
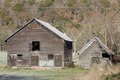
[0,65,118,80]
[0,67,88,80]
[0,52,88,80]
[0,52,119,80]
[105,72,120,80]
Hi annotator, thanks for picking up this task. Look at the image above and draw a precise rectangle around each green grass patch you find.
[0,67,88,80]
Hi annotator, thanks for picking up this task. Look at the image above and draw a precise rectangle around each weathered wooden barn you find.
[77,37,114,69]
[5,19,73,67]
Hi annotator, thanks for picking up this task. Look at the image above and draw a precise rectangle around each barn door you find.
[31,56,39,66]
[54,55,62,67]
[91,57,100,66]
[9,54,16,66]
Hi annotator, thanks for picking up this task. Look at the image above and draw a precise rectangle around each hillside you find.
[0,0,120,55]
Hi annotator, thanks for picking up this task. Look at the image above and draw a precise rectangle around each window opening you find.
[48,54,54,60]
[32,41,40,51]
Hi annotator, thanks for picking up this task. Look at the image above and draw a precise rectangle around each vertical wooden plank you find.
[29,41,32,51]
[54,55,62,67]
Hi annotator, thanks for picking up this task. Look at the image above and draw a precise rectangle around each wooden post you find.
[73,40,76,55]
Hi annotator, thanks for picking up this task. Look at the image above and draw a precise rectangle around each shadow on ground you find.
[0,74,42,80]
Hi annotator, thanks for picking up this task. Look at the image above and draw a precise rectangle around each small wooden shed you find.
[5,19,73,67]
[77,37,114,69]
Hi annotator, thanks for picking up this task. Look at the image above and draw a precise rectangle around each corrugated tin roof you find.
[5,19,72,42]
[35,19,72,41]
[77,37,115,55]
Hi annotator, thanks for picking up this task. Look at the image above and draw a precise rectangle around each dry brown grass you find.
[75,64,120,80]
[70,64,120,80]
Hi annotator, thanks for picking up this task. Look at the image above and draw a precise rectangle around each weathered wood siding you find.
[6,20,65,67]
[79,41,109,69]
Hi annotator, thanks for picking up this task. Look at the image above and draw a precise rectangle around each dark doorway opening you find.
[65,41,72,50]
[102,53,110,59]
[32,41,40,51]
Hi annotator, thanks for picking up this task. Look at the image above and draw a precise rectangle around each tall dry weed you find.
[74,64,120,80]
